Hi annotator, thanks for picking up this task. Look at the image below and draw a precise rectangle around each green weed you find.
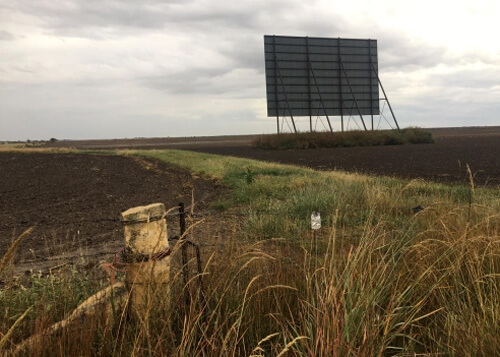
[1,149,499,356]
[252,127,434,150]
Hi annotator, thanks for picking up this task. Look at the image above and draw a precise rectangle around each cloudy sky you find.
[1,0,499,140]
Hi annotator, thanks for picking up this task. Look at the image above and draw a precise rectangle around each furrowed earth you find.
[47,126,500,187]
[0,153,225,278]
[1,126,499,278]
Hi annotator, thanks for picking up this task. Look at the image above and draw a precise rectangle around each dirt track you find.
[0,153,225,276]
[49,126,500,187]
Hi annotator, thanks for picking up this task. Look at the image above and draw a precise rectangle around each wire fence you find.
[2,200,329,289]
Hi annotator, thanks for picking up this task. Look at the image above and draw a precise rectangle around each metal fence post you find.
[179,202,190,307]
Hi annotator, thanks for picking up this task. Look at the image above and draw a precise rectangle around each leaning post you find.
[121,202,171,319]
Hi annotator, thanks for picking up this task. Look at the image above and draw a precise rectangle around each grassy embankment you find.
[1,148,499,356]
[252,128,434,149]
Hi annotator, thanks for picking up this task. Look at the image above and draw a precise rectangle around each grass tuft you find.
[252,127,434,150]
[0,228,33,275]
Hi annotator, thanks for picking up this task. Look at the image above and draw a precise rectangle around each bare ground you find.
[47,126,500,187]
[2,126,498,279]
[0,153,226,278]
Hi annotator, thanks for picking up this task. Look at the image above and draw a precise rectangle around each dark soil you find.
[48,126,500,187]
[2,127,498,277]
[187,132,500,187]
[0,153,225,275]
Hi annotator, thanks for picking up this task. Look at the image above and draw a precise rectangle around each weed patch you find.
[2,149,499,356]
[252,127,434,150]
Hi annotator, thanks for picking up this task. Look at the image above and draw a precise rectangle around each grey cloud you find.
[218,34,264,72]
[2,0,498,140]
[398,99,500,128]
[378,34,497,73]
[7,0,172,30]
[0,30,15,41]
[451,50,498,66]
[141,67,231,94]
[378,34,449,71]
[6,0,299,37]
[433,68,500,89]
[139,65,262,98]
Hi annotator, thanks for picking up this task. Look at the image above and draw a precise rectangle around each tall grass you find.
[1,149,499,355]
[252,128,434,150]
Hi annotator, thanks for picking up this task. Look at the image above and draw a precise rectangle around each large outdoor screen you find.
[264,35,379,118]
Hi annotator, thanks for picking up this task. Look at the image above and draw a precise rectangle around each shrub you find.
[252,128,434,150]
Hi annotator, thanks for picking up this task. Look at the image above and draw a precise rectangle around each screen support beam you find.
[275,56,297,133]
[340,61,368,131]
[306,37,312,132]
[369,41,374,130]
[337,38,344,132]
[370,61,400,131]
[308,60,333,132]
[272,36,280,134]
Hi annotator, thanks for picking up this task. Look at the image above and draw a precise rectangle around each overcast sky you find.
[1,0,499,140]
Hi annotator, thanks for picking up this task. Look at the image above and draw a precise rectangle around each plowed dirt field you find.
[48,126,500,187]
[2,126,498,278]
[0,153,225,277]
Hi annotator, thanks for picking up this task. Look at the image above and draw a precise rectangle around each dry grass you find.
[252,128,434,150]
[1,149,499,356]
[0,146,78,153]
